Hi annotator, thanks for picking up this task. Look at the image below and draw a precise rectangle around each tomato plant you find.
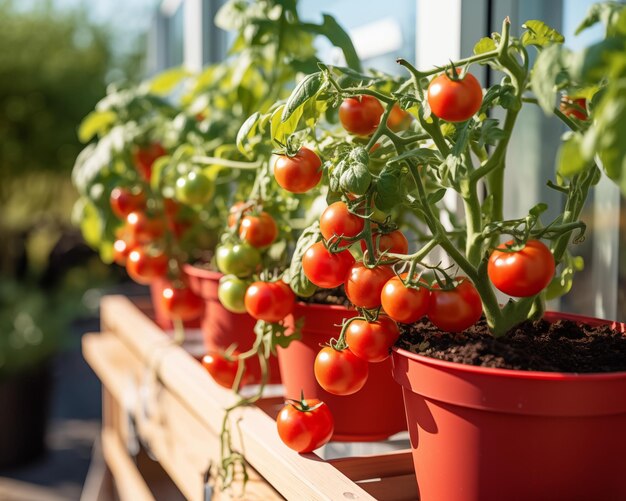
[345,316,399,362]
[428,278,482,333]
[161,282,204,321]
[559,96,587,121]
[112,238,133,266]
[274,147,322,193]
[361,230,409,256]
[216,242,261,277]
[125,247,169,285]
[427,71,483,122]
[244,280,295,323]
[314,346,368,396]
[201,351,245,389]
[132,142,167,181]
[175,170,214,206]
[488,240,555,297]
[302,241,355,288]
[386,104,413,132]
[319,201,364,246]
[238,211,279,248]
[276,398,334,453]
[338,95,384,136]
[125,212,166,244]
[344,262,395,309]
[109,187,146,220]
[380,274,431,324]
[218,274,249,313]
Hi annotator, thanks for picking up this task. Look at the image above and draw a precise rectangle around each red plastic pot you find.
[391,311,626,501]
[149,277,202,330]
[183,264,281,385]
[280,301,406,441]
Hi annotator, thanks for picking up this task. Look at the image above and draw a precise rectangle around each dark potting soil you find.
[397,316,626,373]
[298,285,353,308]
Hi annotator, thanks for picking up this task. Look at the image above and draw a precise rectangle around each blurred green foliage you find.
[0,1,112,191]
[0,0,141,376]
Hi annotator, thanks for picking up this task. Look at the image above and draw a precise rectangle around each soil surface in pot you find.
[397,317,626,373]
[298,285,353,308]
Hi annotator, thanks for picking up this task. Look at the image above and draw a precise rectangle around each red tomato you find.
[380,274,431,324]
[126,212,166,244]
[427,71,483,122]
[132,142,167,181]
[238,211,278,248]
[559,96,587,120]
[112,238,133,266]
[339,95,384,136]
[302,242,355,289]
[201,352,246,389]
[227,201,250,227]
[125,248,169,285]
[161,283,204,321]
[487,240,555,297]
[276,399,334,453]
[428,277,482,332]
[314,347,368,396]
[244,280,295,323]
[109,187,146,220]
[344,263,395,309]
[320,202,364,247]
[345,316,399,363]
[274,148,322,193]
[386,104,413,132]
[361,230,409,256]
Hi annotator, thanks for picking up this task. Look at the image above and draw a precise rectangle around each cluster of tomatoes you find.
[110,144,204,323]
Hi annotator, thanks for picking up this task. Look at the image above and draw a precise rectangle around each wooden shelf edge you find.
[101,428,155,501]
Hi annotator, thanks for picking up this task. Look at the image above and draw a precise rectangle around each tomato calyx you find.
[285,391,326,413]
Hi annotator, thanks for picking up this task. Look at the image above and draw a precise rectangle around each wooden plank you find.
[96,296,393,500]
[101,429,155,501]
[357,474,419,501]
[83,333,282,501]
[329,450,415,481]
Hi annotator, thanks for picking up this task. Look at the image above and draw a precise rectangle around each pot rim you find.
[293,300,353,313]
[392,310,626,380]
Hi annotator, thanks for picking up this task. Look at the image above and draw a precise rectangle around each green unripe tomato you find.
[175,170,214,206]
[218,275,249,313]
[215,243,261,277]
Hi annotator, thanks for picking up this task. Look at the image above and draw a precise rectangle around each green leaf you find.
[528,203,548,217]
[427,188,447,205]
[376,164,406,211]
[77,199,104,249]
[281,72,323,123]
[569,37,626,85]
[476,118,508,148]
[473,37,496,55]
[521,20,564,47]
[575,2,626,36]
[271,104,304,146]
[236,112,260,157]
[289,223,321,298]
[594,82,626,194]
[301,15,362,72]
[530,44,567,114]
[333,66,379,87]
[388,148,440,166]
[78,110,117,143]
[556,132,588,178]
[148,67,189,96]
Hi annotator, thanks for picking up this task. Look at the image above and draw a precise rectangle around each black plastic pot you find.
[0,363,51,468]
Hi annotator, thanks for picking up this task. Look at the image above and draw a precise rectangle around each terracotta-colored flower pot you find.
[183,264,281,385]
[280,301,407,441]
[149,277,202,330]
[392,311,626,501]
